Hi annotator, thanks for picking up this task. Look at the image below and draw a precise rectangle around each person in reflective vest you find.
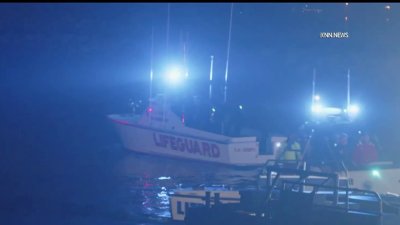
[279,135,302,161]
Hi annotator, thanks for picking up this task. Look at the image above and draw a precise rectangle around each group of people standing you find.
[277,131,379,172]
[333,133,379,167]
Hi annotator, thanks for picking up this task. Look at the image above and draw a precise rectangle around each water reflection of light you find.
[140,188,171,219]
[138,177,173,219]
[156,187,171,217]
[119,152,261,220]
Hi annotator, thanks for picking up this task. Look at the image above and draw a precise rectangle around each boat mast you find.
[347,69,351,111]
[166,3,170,55]
[344,3,349,25]
[162,3,171,126]
[181,31,189,125]
[183,32,189,79]
[312,68,316,106]
[149,27,154,107]
[209,55,214,100]
[224,3,234,104]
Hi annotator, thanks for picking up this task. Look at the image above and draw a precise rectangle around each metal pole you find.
[185,32,189,78]
[166,3,170,55]
[347,69,350,111]
[205,191,211,208]
[344,3,349,25]
[333,174,339,206]
[149,27,154,106]
[183,43,188,79]
[209,55,214,100]
[223,3,234,104]
[312,68,316,106]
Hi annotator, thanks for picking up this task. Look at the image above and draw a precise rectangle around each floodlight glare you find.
[165,66,184,86]
[311,104,324,114]
[348,104,360,115]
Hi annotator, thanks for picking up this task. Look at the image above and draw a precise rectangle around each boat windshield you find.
[169,96,245,137]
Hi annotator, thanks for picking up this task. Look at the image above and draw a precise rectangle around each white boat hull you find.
[109,114,271,166]
[348,167,400,195]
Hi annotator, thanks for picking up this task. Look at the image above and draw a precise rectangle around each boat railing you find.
[182,165,384,225]
[280,180,383,215]
[261,159,305,171]
[261,166,341,201]
[260,166,382,224]
[260,159,349,181]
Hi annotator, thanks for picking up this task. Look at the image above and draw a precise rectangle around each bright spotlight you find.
[165,66,184,86]
[348,104,360,115]
[275,142,281,148]
[238,105,243,110]
[313,95,321,101]
[311,104,324,114]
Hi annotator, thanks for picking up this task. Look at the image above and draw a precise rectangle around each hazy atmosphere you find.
[1,3,399,225]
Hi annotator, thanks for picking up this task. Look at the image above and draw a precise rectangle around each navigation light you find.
[371,169,381,178]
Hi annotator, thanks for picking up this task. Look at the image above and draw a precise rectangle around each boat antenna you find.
[161,3,171,126]
[166,3,170,55]
[347,68,350,111]
[312,68,316,106]
[183,31,189,79]
[209,55,214,100]
[223,3,234,104]
[149,27,154,107]
[344,3,349,25]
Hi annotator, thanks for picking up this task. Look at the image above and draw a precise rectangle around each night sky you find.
[1,3,400,191]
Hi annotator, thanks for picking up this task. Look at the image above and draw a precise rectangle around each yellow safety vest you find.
[281,142,301,161]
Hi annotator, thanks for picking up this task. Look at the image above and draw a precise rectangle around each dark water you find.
[1,145,260,225]
[113,150,260,223]
[0,85,260,225]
